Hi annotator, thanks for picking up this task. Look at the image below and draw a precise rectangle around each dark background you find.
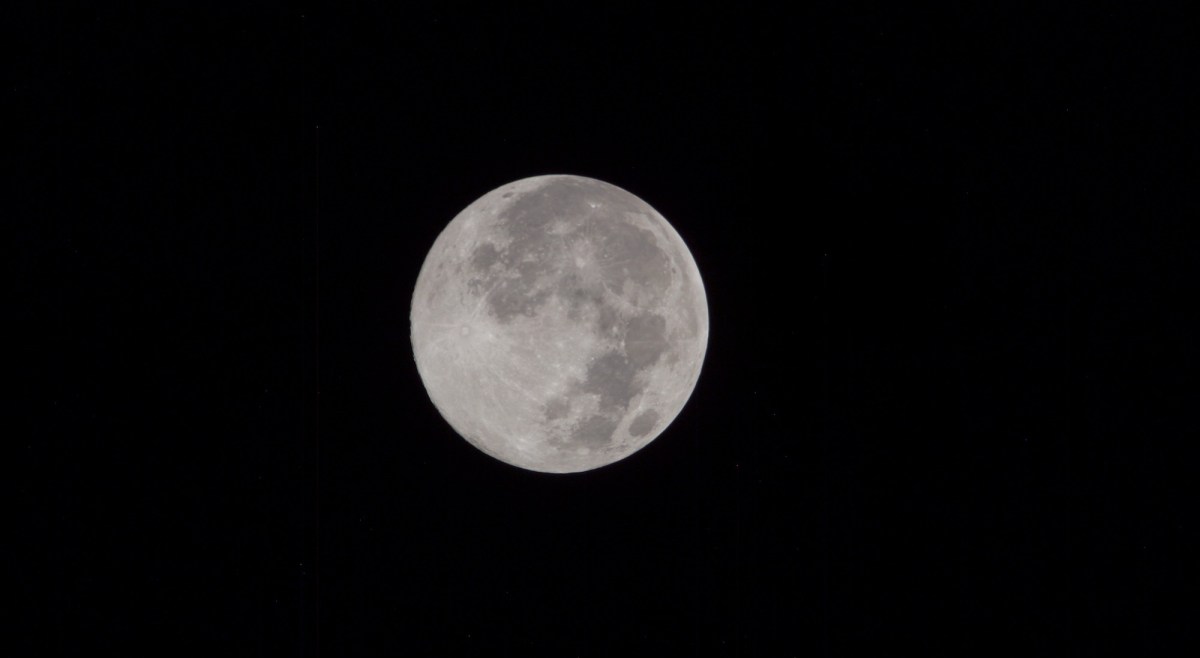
[12,4,1198,656]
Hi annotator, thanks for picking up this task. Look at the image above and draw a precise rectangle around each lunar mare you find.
[410,175,708,473]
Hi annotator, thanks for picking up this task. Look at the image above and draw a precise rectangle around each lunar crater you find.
[629,409,660,438]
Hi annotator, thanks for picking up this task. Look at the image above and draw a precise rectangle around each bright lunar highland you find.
[410,175,708,473]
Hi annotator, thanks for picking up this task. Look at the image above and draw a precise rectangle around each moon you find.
[410,175,708,473]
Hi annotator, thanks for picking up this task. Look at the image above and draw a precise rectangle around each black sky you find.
[12,4,1199,656]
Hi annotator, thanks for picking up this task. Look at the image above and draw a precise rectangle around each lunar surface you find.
[410,175,708,473]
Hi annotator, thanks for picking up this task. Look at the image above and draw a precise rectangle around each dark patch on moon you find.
[470,242,501,270]
[557,271,611,325]
[625,313,668,368]
[544,398,570,421]
[502,192,513,198]
[483,258,556,323]
[558,269,582,289]
[574,413,618,447]
[628,409,660,438]
[592,220,673,301]
[480,182,608,324]
[596,303,619,336]
[488,279,552,321]
[500,181,592,233]
[581,351,640,411]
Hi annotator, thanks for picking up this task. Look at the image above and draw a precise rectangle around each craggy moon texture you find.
[410,175,708,473]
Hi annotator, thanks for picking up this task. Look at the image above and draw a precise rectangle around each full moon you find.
[410,175,709,473]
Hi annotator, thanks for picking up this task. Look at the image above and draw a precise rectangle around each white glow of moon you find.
[410,175,708,473]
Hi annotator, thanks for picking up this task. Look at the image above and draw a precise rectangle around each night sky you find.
[13,4,1198,655]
